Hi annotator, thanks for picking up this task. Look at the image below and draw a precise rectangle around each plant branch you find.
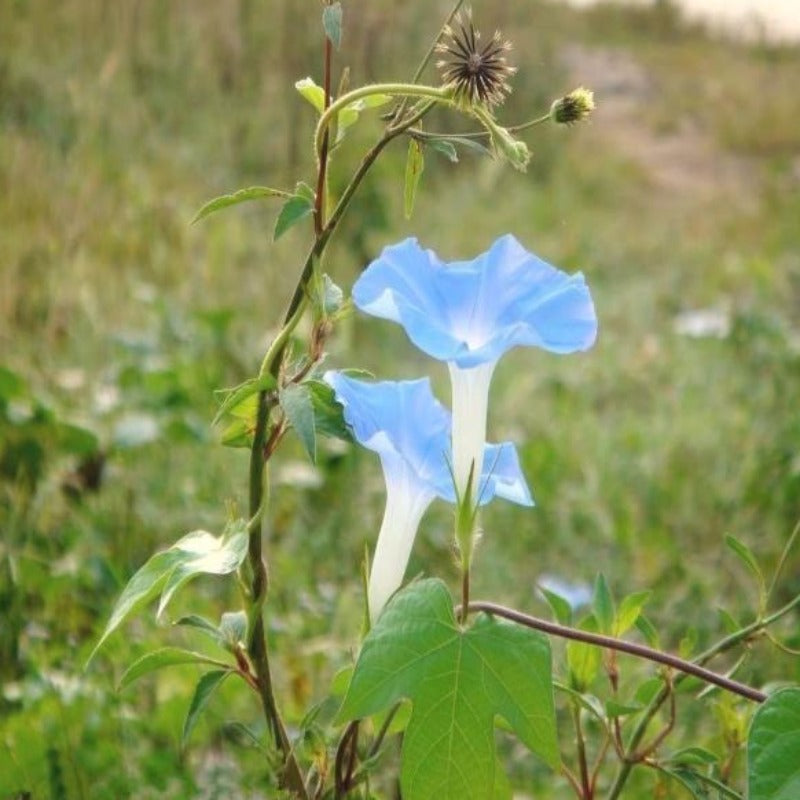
[605,591,800,800]
[409,111,552,142]
[243,94,437,800]
[315,84,449,155]
[314,35,333,237]
[465,601,766,703]
[571,701,592,799]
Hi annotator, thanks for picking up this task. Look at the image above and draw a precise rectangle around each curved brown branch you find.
[465,601,766,703]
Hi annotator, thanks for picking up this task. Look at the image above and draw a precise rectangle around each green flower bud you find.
[550,87,595,125]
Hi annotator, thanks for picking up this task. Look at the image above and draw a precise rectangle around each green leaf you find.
[182,669,232,747]
[312,273,344,317]
[330,665,353,697]
[567,614,601,692]
[666,746,719,767]
[538,585,573,626]
[280,383,316,462]
[219,417,252,448]
[174,614,222,642]
[748,687,800,800]
[403,138,424,220]
[156,521,249,617]
[191,186,290,225]
[427,139,459,163]
[335,94,390,144]
[322,2,342,49]
[554,683,607,722]
[336,579,558,800]
[213,373,277,427]
[718,607,742,635]
[0,365,26,401]
[443,135,492,157]
[614,590,651,637]
[88,548,186,664]
[306,379,353,442]
[274,189,315,241]
[605,700,644,718]
[54,422,99,456]
[634,677,664,706]
[219,611,247,649]
[725,534,766,606]
[593,574,615,635]
[295,77,325,113]
[635,613,661,649]
[89,521,250,665]
[118,647,227,690]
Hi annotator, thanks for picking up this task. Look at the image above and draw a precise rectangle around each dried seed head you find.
[435,10,516,108]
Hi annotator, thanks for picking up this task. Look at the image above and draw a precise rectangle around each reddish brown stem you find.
[465,601,766,703]
[314,35,333,236]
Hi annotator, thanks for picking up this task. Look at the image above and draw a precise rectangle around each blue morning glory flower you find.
[352,234,597,501]
[324,371,532,620]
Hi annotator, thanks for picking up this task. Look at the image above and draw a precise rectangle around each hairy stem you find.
[315,84,449,154]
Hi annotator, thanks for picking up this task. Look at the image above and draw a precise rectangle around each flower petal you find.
[352,234,597,368]
[323,371,452,491]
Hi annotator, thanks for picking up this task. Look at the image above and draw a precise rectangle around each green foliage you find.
[191,186,291,225]
[280,383,317,462]
[403,138,424,219]
[3,0,800,796]
[725,534,767,610]
[182,669,233,747]
[748,688,800,800]
[119,647,229,691]
[322,2,343,50]
[89,521,249,661]
[566,614,601,692]
[274,183,315,240]
[213,373,277,427]
[337,579,558,799]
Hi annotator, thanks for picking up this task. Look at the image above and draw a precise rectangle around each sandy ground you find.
[565,0,800,41]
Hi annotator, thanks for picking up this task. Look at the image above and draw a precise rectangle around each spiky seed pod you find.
[435,11,516,108]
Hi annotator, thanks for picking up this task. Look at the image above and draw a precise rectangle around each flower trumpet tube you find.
[352,234,598,502]
[324,372,531,621]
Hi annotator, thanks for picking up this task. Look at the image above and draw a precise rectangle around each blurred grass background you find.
[1,0,799,797]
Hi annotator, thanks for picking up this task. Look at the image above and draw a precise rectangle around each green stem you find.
[389,0,466,125]
[410,111,551,142]
[244,93,437,800]
[409,0,466,86]
[571,701,592,800]
[605,592,800,800]
[315,84,450,155]
[767,518,800,603]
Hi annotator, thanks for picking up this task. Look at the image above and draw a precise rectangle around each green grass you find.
[2,1,800,797]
